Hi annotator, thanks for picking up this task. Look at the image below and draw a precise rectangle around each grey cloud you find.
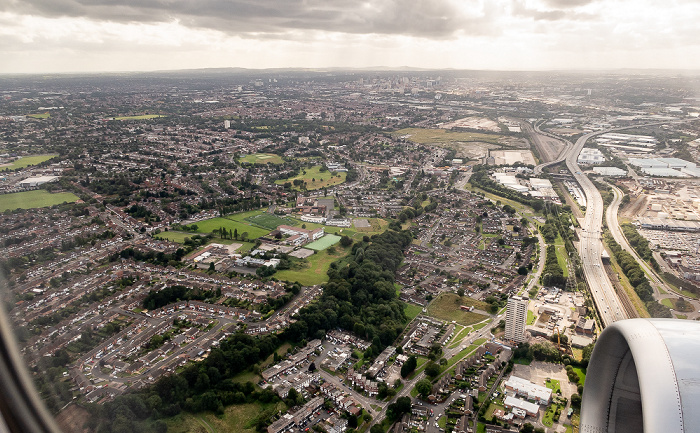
[542,0,595,8]
[511,0,596,21]
[3,0,494,38]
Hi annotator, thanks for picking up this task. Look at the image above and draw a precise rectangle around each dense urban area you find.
[2,69,700,433]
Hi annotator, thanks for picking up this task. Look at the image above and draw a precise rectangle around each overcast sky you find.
[1,0,699,73]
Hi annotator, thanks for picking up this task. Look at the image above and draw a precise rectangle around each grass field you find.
[238,153,284,164]
[166,401,285,433]
[113,114,165,120]
[546,378,561,394]
[571,367,586,385]
[195,216,269,239]
[27,112,51,119]
[1,154,58,170]
[154,231,253,252]
[448,326,472,348]
[275,245,350,285]
[0,190,79,212]
[427,293,490,326]
[444,338,487,373]
[245,212,296,230]
[403,302,424,321]
[305,234,341,251]
[392,127,503,145]
[527,310,537,325]
[154,231,198,243]
[275,165,346,190]
[554,235,569,278]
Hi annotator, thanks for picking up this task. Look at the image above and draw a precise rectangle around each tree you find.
[571,393,582,408]
[234,228,238,239]
[415,379,432,397]
[457,288,465,297]
[340,235,353,247]
[520,423,535,433]
[400,355,417,378]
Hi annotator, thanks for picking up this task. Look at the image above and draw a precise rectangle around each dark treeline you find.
[285,230,412,357]
[142,285,218,310]
[541,245,566,288]
[620,223,659,270]
[606,235,671,318]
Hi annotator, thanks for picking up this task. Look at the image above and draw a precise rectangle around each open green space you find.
[527,310,537,325]
[437,416,447,429]
[165,401,285,433]
[448,326,473,349]
[27,112,51,118]
[154,231,254,251]
[392,128,503,145]
[275,165,346,190]
[485,403,506,421]
[0,190,79,212]
[661,298,674,308]
[546,378,561,394]
[154,231,199,243]
[468,186,536,215]
[554,234,569,278]
[427,293,489,326]
[305,234,341,251]
[195,216,269,239]
[403,302,424,322]
[444,338,487,373]
[1,154,57,170]
[244,212,296,230]
[274,245,350,286]
[571,367,586,385]
[113,114,166,120]
[543,404,564,427]
[238,153,284,165]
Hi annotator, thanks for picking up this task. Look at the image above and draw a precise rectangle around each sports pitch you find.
[245,213,296,230]
[0,154,58,170]
[239,153,284,164]
[305,234,341,251]
[0,190,79,212]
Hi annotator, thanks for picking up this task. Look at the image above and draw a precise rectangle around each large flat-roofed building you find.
[504,375,552,405]
[505,296,528,343]
[504,396,540,417]
[18,175,59,188]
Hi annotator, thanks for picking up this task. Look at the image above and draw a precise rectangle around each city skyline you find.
[2,0,700,73]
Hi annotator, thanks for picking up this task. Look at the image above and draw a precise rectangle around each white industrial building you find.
[577,148,605,165]
[18,175,59,188]
[593,167,628,177]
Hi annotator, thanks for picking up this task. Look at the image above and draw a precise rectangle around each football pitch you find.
[245,213,296,230]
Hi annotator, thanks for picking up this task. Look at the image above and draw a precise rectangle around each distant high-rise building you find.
[224,120,231,129]
[505,296,528,343]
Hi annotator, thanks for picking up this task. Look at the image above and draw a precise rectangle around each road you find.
[535,121,677,326]
[606,185,698,314]
[565,131,627,326]
[370,320,497,430]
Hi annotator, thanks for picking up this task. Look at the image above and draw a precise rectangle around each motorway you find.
[525,122,626,325]
[565,131,627,326]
